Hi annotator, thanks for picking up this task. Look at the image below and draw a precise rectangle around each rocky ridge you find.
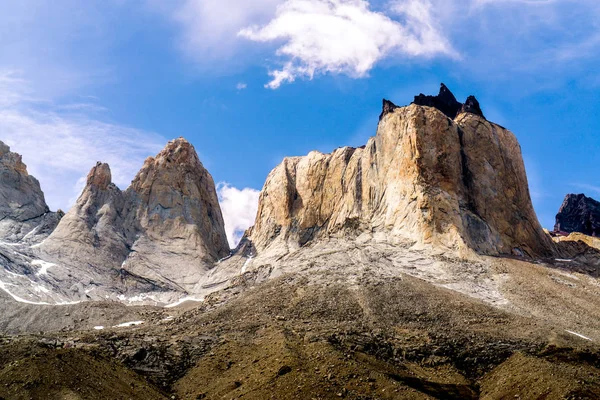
[0,141,62,243]
[0,138,229,305]
[39,138,230,298]
[0,85,596,309]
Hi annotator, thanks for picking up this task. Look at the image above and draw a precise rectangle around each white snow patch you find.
[113,321,144,328]
[29,239,47,249]
[162,316,175,322]
[116,293,161,304]
[241,256,253,274]
[566,330,593,341]
[217,254,233,264]
[21,225,41,241]
[31,259,56,276]
[55,300,82,306]
[555,259,573,263]
[94,326,104,330]
[0,279,51,305]
[165,297,204,308]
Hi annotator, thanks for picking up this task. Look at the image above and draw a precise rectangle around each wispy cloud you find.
[161,0,600,88]
[217,183,260,247]
[0,70,165,212]
[160,0,283,63]
[236,82,248,90]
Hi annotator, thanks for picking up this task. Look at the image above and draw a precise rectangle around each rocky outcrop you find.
[249,85,554,258]
[554,194,600,237]
[0,141,62,242]
[40,138,230,294]
[461,96,484,118]
[413,83,485,119]
[39,163,129,271]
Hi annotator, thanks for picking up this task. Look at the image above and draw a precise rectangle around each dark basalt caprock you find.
[411,83,485,120]
[379,99,399,121]
[461,95,485,119]
[413,83,463,119]
[555,193,600,237]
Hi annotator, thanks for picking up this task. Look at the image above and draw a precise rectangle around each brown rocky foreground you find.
[1,238,600,399]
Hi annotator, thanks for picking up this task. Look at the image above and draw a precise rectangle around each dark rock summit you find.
[412,83,485,119]
[461,95,485,118]
[555,194,600,237]
[379,99,399,121]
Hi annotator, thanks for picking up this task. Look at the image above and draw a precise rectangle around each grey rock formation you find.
[0,141,62,242]
[121,138,230,291]
[37,137,230,300]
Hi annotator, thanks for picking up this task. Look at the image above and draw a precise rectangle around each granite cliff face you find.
[555,194,600,237]
[249,85,553,258]
[0,141,62,242]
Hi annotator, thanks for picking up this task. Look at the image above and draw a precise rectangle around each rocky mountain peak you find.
[39,136,231,299]
[555,193,600,237]
[0,141,62,242]
[461,95,485,118]
[140,137,199,172]
[0,140,49,221]
[86,162,112,190]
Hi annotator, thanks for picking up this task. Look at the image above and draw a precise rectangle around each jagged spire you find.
[412,83,485,119]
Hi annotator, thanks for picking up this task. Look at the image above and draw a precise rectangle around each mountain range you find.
[1,84,599,399]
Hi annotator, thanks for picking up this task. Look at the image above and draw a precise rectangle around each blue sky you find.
[0,0,598,245]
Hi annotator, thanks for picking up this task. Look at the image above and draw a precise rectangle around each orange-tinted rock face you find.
[250,98,554,258]
[86,162,113,190]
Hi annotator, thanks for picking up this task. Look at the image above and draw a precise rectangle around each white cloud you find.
[0,71,165,212]
[0,70,35,107]
[217,183,260,248]
[164,0,283,62]
[239,0,455,88]
[236,82,248,90]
